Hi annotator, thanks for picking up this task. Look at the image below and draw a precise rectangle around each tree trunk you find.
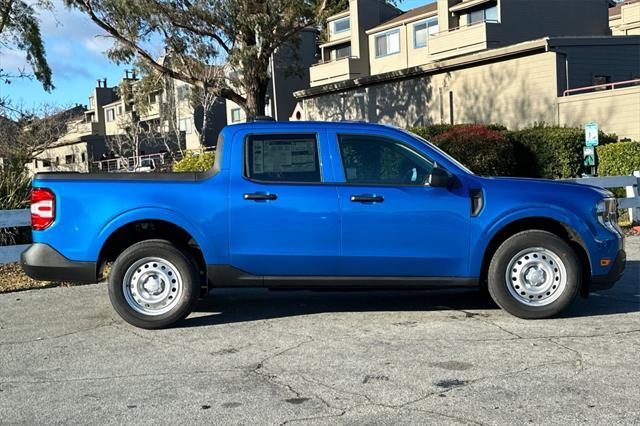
[244,77,270,120]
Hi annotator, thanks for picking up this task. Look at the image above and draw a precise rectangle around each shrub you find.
[172,151,215,172]
[0,159,31,246]
[0,159,31,210]
[410,123,508,141]
[508,126,617,179]
[597,141,640,177]
[431,125,517,176]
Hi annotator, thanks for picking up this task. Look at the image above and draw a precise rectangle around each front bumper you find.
[21,243,97,283]
[590,249,626,292]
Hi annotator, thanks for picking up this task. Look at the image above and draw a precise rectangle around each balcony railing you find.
[563,79,640,96]
[428,20,501,60]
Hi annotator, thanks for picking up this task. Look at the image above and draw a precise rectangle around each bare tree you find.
[65,0,347,118]
[0,103,79,165]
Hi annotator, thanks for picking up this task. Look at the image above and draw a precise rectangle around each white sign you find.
[585,122,599,147]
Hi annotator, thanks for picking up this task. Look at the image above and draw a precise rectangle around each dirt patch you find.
[0,263,78,293]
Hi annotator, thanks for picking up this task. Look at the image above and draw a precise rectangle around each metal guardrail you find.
[565,171,640,223]
[0,209,29,264]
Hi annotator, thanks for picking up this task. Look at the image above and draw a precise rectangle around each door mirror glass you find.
[427,167,450,188]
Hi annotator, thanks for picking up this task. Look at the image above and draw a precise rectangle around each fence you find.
[566,171,640,223]
[0,209,29,264]
[0,173,639,265]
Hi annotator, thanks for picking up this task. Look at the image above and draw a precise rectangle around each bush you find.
[0,159,31,246]
[410,123,507,141]
[431,125,517,176]
[172,151,215,172]
[508,126,617,179]
[597,141,640,177]
[0,159,31,210]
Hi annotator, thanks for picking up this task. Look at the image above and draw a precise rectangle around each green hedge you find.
[508,126,617,179]
[409,124,619,179]
[172,151,215,172]
[597,141,640,177]
[431,125,517,176]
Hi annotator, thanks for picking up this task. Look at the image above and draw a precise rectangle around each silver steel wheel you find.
[505,247,567,307]
[122,257,184,316]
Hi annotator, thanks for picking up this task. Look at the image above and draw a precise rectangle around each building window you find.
[117,105,123,115]
[179,117,192,133]
[42,159,51,167]
[231,108,242,123]
[331,43,352,60]
[106,108,115,122]
[468,4,498,25]
[375,29,400,58]
[81,153,86,163]
[65,154,75,164]
[88,96,95,109]
[414,18,439,48]
[592,75,611,89]
[245,134,320,183]
[333,17,350,34]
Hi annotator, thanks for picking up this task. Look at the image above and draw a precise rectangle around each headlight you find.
[596,198,619,233]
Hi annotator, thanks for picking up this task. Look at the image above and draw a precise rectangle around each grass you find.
[0,263,81,293]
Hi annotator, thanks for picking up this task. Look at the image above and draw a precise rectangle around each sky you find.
[0,0,435,110]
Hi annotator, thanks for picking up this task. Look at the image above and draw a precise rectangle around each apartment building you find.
[30,70,226,174]
[226,28,318,124]
[295,0,640,141]
[309,0,401,87]
[610,0,640,35]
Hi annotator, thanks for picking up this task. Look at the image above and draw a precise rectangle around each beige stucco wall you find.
[558,85,640,141]
[611,2,640,35]
[303,50,559,130]
[27,142,90,175]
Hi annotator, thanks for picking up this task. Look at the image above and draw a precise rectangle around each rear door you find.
[330,130,471,277]
[228,130,340,276]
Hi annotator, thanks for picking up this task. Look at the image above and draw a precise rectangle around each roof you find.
[609,0,640,17]
[367,2,438,33]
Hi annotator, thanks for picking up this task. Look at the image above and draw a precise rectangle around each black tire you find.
[488,230,580,319]
[108,239,200,329]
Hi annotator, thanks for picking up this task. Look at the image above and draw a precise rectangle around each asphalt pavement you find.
[1,237,639,425]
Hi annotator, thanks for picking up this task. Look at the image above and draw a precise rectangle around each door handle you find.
[350,195,384,203]
[244,193,278,201]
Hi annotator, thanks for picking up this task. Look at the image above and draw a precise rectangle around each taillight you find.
[30,188,56,231]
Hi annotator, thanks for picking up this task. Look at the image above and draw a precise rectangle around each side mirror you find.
[428,167,450,188]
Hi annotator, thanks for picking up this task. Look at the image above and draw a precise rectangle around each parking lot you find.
[0,237,638,425]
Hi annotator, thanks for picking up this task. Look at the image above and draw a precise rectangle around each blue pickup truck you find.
[21,122,625,328]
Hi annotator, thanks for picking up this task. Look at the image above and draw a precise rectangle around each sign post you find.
[584,122,599,176]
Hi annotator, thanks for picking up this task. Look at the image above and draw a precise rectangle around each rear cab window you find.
[245,134,321,183]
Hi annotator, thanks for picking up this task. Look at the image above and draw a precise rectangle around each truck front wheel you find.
[108,239,200,329]
[488,230,580,319]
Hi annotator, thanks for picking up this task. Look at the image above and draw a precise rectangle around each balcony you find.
[309,57,363,87]
[66,121,99,136]
[428,21,501,61]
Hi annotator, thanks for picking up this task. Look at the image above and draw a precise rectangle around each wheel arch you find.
[478,216,592,297]
[95,209,208,281]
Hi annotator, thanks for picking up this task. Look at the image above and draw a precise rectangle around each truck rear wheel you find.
[108,239,199,329]
[488,230,580,319]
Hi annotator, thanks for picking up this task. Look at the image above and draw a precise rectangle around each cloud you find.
[84,36,114,56]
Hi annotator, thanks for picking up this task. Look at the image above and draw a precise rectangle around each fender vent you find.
[470,189,484,217]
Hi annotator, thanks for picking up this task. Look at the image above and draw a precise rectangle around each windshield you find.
[401,128,475,175]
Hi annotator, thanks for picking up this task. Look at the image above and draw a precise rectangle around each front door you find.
[332,132,470,277]
[228,131,340,276]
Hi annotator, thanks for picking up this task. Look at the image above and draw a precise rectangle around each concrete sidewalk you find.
[1,238,639,425]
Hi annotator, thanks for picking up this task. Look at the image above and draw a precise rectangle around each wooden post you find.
[627,171,640,224]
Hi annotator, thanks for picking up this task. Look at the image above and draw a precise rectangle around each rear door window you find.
[245,134,321,183]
